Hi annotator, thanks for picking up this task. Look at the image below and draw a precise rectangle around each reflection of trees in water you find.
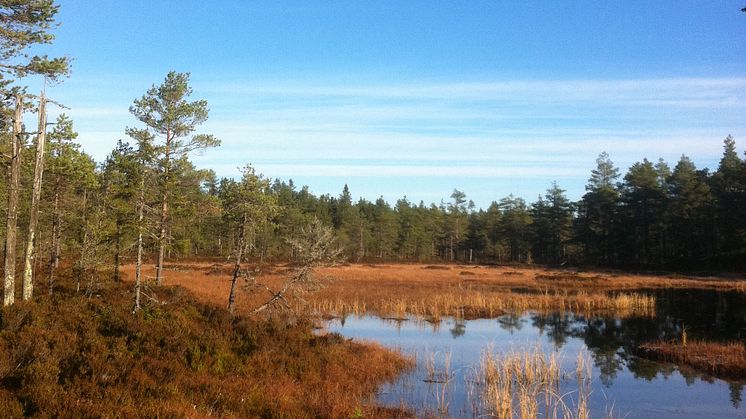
[731,382,743,409]
[582,317,626,386]
[653,289,746,342]
[530,312,576,348]
[528,289,746,406]
[497,313,524,335]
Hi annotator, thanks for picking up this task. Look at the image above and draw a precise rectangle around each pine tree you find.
[447,189,468,261]
[1,1,69,305]
[129,71,220,284]
[621,158,669,266]
[371,197,397,259]
[498,195,532,263]
[483,201,503,260]
[667,155,714,265]
[0,0,68,88]
[577,152,620,265]
[222,165,279,312]
[711,135,745,265]
[44,115,95,294]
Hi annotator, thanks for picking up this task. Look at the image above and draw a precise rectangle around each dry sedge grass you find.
[120,262,745,320]
[637,341,746,380]
[478,346,593,419]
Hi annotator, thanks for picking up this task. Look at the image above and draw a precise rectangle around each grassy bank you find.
[636,341,746,381]
[0,280,412,418]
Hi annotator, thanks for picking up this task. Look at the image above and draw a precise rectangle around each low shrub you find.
[0,279,411,418]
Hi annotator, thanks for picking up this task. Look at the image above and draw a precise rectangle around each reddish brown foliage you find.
[637,341,746,380]
[0,279,412,417]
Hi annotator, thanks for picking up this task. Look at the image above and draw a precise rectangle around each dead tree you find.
[21,92,47,300]
[252,219,341,315]
[3,94,23,306]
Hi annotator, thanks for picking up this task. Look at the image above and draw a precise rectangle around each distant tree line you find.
[255,141,745,271]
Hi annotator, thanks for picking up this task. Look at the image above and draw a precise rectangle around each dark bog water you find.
[326,289,746,418]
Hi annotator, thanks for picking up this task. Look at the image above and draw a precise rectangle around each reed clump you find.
[422,350,453,416]
[636,340,746,380]
[478,346,592,419]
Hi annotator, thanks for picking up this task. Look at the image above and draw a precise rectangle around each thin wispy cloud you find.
[53,75,744,205]
[203,77,746,107]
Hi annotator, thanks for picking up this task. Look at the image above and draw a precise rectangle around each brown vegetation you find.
[0,278,412,417]
[116,262,746,320]
[636,341,746,381]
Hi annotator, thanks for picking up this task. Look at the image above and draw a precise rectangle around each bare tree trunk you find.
[227,214,246,314]
[134,172,145,312]
[48,178,61,296]
[3,95,23,306]
[22,93,47,301]
[155,139,170,285]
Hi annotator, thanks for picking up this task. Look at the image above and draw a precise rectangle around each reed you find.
[422,349,453,416]
[478,346,592,419]
[309,291,656,320]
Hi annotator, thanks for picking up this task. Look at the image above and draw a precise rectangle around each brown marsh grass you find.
[310,291,656,321]
[121,262,746,320]
[637,340,746,380]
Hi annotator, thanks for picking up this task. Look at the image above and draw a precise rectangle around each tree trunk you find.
[134,172,146,312]
[22,93,47,301]
[48,178,61,296]
[155,137,171,284]
[3,95,23,306]
[228,214,247,313]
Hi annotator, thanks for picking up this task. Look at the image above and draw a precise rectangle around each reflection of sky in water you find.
[326,313,744,418]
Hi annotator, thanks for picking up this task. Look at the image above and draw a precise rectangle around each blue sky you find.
[22,1,746,207]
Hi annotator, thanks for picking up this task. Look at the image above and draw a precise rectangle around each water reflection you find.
[449,319,466,338]
[326,288,746,418]
[529,289,746,391]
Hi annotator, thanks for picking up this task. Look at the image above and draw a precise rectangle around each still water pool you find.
[326,289,746,418]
